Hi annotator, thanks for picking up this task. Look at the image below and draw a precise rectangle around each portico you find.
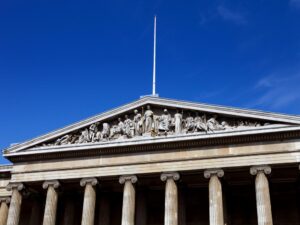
[1,96,300,225]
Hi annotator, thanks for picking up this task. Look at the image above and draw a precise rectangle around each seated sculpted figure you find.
[124,115,135,138]
[158,109,171,134]
[110,118,124,139]
[185,113,195,133]
[101,123,110,140]
[194,113,207,132]
[78,128,90,143]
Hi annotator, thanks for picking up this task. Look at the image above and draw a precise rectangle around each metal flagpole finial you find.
[140,16,159,99]
[152,15,158,97]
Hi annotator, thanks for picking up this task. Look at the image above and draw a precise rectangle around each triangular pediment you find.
[4,96,300,156]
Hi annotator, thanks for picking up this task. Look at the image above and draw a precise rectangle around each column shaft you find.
[161,172,180,225]
[121,180,136,225]
[204,169,224,225]
[209,175,224,225]
[0,201,9,225]
[6,188,22,225]
[165,178,178,225]
[81,183,97,225]
[42,185,58,225]
[250,166,273,225]
[255,172,273,225]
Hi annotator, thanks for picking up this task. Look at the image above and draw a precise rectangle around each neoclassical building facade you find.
[1,96,300,225]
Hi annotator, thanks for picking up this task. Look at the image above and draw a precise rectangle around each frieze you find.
[38,105,276,147]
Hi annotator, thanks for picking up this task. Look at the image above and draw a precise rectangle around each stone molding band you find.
[80,178,98,187]
[6,182,24,192]
[42,180,60,189]
[160,172,180,182]
[250,166,271,175]
[119,175,138,184]
[204,169,224,178]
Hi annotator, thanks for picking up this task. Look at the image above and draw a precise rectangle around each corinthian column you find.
[160,172,180,225]
[6,183,24,225]
[42,180,60,225]
[250,166,273,225]
[119,175,138,225]
[80,178,98,225]
[0,197,10,225]
[204,169,224,225]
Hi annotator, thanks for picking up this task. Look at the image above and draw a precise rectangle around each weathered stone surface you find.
[9,139,300,183]
[250,166,273,225]
[204,169,224,225]
[80,178,98,225]
[120,175,137,225]
[6,183,24,225]
[0,198,9,225]
[161,172,180,225]
[42,180,60,225]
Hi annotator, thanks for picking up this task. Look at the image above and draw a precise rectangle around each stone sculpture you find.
[207,115,225,131]
[185,113,195,133]
[174,110,183,134]
[43,106,272,147]
[133,109,143,136]
[194,112,207,132]
[144,105,154,133]
[158,109,171,134]
[124,115,134,138]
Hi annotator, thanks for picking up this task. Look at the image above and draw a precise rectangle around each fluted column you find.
[204,169,224,225]
[80,178,98,225]
[42,180,60,225]
[161,172,180,225]
[6,183,24,225]
[250,166,273,225]
[0,197,10,225]
[119,175,138,225]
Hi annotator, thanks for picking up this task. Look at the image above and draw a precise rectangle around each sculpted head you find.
[164,109,168,114]
[134,109,138,114]
[147,105,151,110]
[125,114,129,119]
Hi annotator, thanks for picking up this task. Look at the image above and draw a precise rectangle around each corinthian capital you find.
[204,169,224,179]
[6,182,24,191]
[42,180,60,189]
[119,175,138,184]
[160,172,180,182]
[80,177,98,187]
[250,166,271,176]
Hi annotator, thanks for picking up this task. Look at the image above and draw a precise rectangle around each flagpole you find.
[152,16,157,96]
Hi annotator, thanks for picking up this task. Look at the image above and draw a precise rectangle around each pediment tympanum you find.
[36,105,286,147]
[4,96,300,155]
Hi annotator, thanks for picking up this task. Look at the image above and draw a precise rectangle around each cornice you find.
[6,126,300,163]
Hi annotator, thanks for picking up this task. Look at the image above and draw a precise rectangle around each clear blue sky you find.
[1,0,300,164]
